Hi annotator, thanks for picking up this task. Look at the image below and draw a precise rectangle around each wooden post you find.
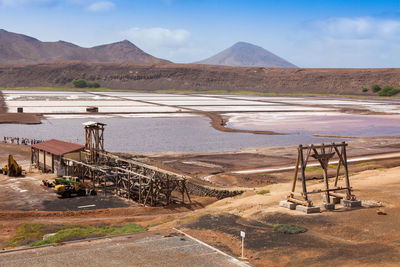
[342,142,352,199]
[291,149,301,193]
[43,150,46,173]
[104,172,106,196]
[138,177,142,203]
[334,159,342,187]
[299,145,308,201]
[51,155,54,173]
[127,172,131,200]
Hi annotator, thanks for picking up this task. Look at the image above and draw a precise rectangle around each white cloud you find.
[0,0,54,6]
[287,16,400,67]
[86,1,114,12]
[312,17,400,40]
[122,27,191,48]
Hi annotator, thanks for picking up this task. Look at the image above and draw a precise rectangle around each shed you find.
[31,139,85,174]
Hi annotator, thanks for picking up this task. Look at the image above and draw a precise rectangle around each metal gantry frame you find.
[287,142,357,207]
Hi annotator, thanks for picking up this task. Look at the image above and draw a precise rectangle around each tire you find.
[77,189,86,196]
[62,191,72,198]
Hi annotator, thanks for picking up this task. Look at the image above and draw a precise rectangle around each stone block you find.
[330,196,342,204]
[321,194,341,204]
[324,203,335,211]
[341,199,362,208]
[279,200,297,210]
[295,205,321,214]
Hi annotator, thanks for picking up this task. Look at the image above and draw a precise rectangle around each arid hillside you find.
[1,62,400,95]
[0,29,169,64]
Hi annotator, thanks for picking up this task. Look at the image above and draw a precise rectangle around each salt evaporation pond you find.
[0,117,342,153]
[227,112,400,137]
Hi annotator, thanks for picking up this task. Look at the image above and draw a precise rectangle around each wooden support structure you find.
[287,142,357,207]
[62,151,191,206]
[83,121,106,164]
[55,121,192,207]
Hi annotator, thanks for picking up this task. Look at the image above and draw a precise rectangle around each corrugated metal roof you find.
[32,139,85,156]
[83,121,106,126]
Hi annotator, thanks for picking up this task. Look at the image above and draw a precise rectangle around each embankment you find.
[186,181,244,199]
[1,62,400,95]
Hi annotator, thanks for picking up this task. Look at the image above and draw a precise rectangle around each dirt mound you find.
[0,113,41,124]
[1,62,400,95]
[0,91,6,113]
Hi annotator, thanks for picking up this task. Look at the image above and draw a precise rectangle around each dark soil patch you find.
[184,213,322,250]
[42,195,132,211]
[183,213,399,266]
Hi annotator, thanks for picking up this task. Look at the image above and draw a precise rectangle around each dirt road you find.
[232,151,400,174]
[0,229,249,267]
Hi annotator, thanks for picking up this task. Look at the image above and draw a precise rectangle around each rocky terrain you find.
[0,29,168,64]
[196,41,298,68]
[1,62,400,95]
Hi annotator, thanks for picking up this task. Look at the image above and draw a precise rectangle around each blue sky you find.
[1,0,400,67]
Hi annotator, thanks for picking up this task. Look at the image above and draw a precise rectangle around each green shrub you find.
[273,224,307,234]
[371,84,382,92]
[87,82,100,88]
[72,79,88,88]
[356,161,374,167]
[257,189,270,195]
[72,79,101,88]
[362,88,368,92]
[30,224,146,247]
[5,224,48,247]
[378,85,400,96]
[305,166,323,173]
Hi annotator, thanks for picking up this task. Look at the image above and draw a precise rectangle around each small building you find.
[31,139,85,175]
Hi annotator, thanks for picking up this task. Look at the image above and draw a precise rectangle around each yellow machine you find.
[54,177,96,198]
[2,155,22,177]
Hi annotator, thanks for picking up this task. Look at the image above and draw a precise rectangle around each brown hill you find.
[1,62,400,96]
[0,29,169,64]
[195,42,297,68]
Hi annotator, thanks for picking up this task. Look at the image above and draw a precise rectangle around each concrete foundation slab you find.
[279,200,297,210]
[321,194,341,204]
[341,199,362,208]
[296,205,321,214]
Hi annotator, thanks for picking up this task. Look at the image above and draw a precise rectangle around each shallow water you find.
[0,117,342,153]
[227,112,400,137]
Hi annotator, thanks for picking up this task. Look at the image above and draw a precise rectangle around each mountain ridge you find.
[0,29,169,64]
[195,41,298,68]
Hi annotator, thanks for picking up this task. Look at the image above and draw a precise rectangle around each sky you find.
[1,0,400,67]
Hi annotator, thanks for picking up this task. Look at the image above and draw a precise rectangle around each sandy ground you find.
[1,141,400,266]
[166,166,400,266]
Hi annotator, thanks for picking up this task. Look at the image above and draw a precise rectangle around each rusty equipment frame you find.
[287,142,357,207]
[60,122,191,206]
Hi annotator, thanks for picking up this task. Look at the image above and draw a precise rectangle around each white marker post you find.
[240,231,245,259]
